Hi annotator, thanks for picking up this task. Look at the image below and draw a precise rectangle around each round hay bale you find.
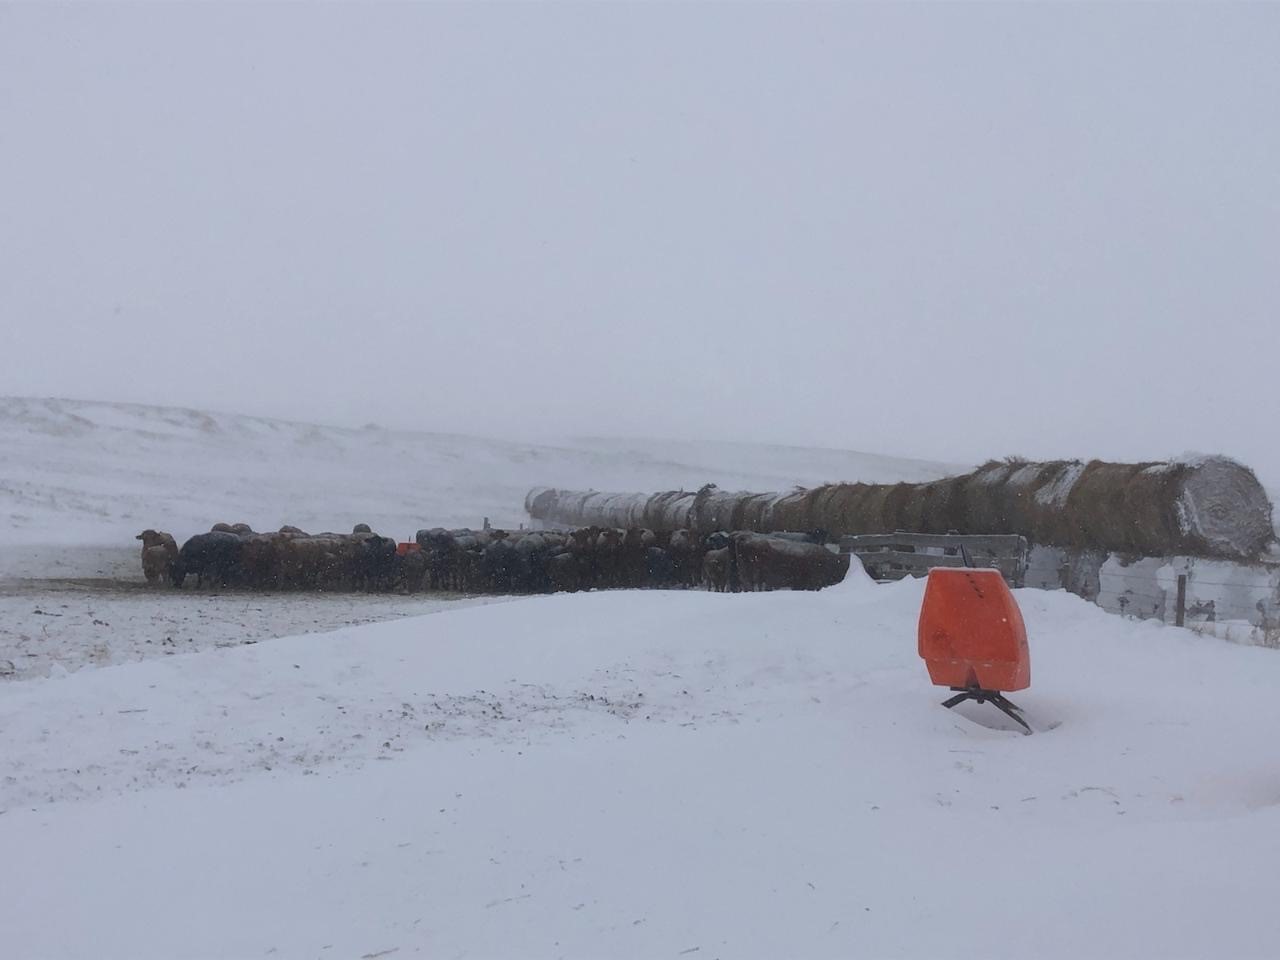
[705,490,745,532]
[1062,461,1177,556]
[845,483,891,534]
[738,492,776,532]
[666,492,697,530]
[881,482,920,533]
[958,462,1018,534]
[797,486,826,533]
[834,483,880,536]
[997,462,1056,535]
[897,482,932,534]
[1024,461,1088,545]
[642,491,679,531]
[766,489,811,532]
[918,476,964,534]
[524,487,557,518]
[1176,456,1274,558]
[808,485,848,534]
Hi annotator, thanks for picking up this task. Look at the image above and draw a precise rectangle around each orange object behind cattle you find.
[396,542,421,557]
[918,568,1030,692]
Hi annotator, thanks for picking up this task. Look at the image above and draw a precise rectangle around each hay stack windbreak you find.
[525,456,1275,561]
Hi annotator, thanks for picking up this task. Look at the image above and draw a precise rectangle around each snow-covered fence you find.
[1023,545,1280,646]
[840,533,1029,586]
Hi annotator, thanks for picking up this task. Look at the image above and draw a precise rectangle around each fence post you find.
[1175,574,1187,627]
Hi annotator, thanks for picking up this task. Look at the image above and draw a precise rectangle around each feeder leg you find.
[940,690,972,709]
[988,693,1032,735]
[939,686,1032,735]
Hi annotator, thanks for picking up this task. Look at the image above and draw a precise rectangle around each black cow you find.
[546,549,583,593]
[733,534,849,592]
[351,534,398,591]
[398,547,429,593]
[172,532,245,588]
[482,536,520,593]
[644,546,675,587]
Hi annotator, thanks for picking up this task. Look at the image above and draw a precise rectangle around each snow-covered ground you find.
[0,397,962,553]
[5,572,1280,958]
[5,395,1280,957]
[0,576,509,681]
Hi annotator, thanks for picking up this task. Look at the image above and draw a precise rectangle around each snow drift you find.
[5,576,1280,958]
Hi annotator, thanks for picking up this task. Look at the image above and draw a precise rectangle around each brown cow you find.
[667,529,704,589]
[595,528,625,588]
[276,535,348,590]
[621,527,657,586]
[136,530,179,584]
[733,534,849,591]
[240,533,284,589]
[701,547,732,592]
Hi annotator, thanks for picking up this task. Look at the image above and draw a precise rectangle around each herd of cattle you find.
[135,523,851,595]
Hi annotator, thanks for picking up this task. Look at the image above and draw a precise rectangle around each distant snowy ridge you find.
[0,397,963,546]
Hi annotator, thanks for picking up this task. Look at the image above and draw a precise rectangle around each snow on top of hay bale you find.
[527,455,1275,561]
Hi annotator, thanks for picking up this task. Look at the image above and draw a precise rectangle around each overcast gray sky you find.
[2,2,1277,477]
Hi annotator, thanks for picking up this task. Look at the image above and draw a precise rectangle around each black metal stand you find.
[941,685,1031,735]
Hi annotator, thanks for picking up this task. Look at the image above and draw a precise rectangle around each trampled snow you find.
[4,572,1280,958]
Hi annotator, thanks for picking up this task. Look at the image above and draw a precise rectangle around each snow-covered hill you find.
[0,397,963,546]
[4,572,1280,958]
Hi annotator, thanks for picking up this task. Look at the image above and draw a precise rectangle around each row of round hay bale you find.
[591,492,639,528]
[700,487,747,532]
[1046,460,1184,556]
[739,492,780,532]
[525,456,1274,560]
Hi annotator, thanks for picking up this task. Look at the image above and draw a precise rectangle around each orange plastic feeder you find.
[917,567,1032,733]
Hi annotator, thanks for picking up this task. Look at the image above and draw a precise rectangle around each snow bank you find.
[4,580,1280,958]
